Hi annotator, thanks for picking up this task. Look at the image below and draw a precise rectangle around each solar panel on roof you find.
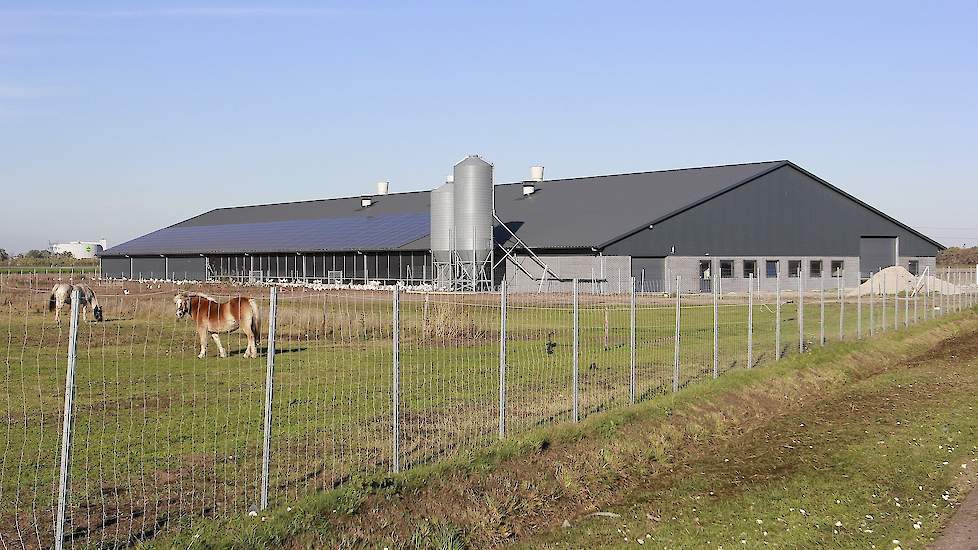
[106,213,430,255]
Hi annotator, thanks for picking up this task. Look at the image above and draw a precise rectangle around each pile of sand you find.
[855,265,960,295]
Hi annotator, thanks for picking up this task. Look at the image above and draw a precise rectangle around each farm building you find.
[99,158,943,292]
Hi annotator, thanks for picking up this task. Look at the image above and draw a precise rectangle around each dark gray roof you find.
[108,160,939,256]
[494,161,785,248]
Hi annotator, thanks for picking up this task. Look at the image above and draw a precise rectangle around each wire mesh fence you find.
[1,271,976,548]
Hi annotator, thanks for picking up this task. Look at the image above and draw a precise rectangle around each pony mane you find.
[184,291,220,303]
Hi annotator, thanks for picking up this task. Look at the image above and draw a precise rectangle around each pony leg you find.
[244,320,257,358]
[198,330,209,358]
[211,334,227,358]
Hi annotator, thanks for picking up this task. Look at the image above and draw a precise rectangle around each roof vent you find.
[376,181,389,195]
[529,165,544,182]
[522,182,536,196]
[361,197,373,208]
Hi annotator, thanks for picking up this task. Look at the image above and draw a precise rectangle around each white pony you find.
[49,283,103,323]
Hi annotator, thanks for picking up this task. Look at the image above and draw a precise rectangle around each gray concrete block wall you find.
[508,254,631,293]
[665,256,862,293]
[898,256,936,277]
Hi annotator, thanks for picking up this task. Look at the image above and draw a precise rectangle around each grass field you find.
[155,310,978,549]
[0,274,966,548]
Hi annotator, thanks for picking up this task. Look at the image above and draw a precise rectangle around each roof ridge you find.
[500,159,787,186]
[201,160,789,212]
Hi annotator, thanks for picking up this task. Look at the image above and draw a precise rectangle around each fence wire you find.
[1,272,976,548]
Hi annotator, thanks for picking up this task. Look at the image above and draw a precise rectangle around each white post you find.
[870,272,876,336]
[259,286,278,510]
[798,270,804,353]
[838,273,844,340]
[748,273,754,368]
[392,287,400,472]
[498,281,507,438]
[905,278,910,328]
[819,274,825,345]
[881,275,887,332]
[775,272,781,359]
[629,278,636,403]
[712,275,718,379]
[54,288,82,550]
[673,276,681,392]
[572,280,579,422]
[857,278,862,339]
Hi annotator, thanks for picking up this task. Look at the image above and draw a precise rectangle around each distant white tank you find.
[452,155,493,264]
[50,239,107,259]
[376,181,389,195]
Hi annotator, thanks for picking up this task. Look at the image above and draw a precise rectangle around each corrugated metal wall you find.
[605,165,941,258]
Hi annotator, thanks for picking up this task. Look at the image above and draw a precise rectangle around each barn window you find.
[831,260,844,277]
[809,260,823,278]
[788,260,801,278]
[699,260,712,280]
[720,260,734,278]
[743,260,756,279]
[908,260,919,275]
[766,260,779,278]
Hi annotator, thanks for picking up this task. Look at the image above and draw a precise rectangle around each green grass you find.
[148,311,978,550]
[0,280,967,548]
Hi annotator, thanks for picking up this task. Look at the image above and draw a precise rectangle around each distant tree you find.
[0,249,8,262]
[23,249,52,259]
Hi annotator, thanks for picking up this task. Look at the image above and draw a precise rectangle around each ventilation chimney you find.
[529,166,544,182]
[361,197,373,208]
[376,181,389,195]
[522,182,536,196]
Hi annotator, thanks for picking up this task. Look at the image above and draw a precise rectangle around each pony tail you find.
[48,292,57,312]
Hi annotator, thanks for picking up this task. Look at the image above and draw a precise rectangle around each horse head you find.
[174,294,192,319]
[92,305,104,322]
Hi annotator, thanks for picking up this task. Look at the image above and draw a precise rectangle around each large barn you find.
[99,159,943,292]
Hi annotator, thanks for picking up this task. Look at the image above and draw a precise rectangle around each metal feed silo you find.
[452,155,493,264]
[430,180,455,263]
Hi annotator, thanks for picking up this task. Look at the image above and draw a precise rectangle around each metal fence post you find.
[748,273,754,368]
[857,279,862,339]
[775,273,781,359]
[673,276,681,392]
[629,277,636,403]
[819,275,825,345]
[905,281,910,328]
[881,276,887,332]
[498,281,507,437]
[54,288,81,550]
[924,276,929,321]
[798,272,804,353]
[259,286,278,510]
[869,273,875,336]
[572,280,579,422]
[894,275,899,330]
[913,290,920,325]
[838,274,845,340]
[392,286,401,472]
[712,275,718,378]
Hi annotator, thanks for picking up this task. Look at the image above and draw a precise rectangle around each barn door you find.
[859,236,897,279]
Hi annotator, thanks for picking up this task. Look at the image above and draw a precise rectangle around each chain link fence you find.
[1,271,976,548]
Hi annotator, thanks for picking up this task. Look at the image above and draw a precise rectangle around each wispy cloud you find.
[0,7,351,19]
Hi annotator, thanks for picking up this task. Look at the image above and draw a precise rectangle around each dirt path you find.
[932,486,978,549]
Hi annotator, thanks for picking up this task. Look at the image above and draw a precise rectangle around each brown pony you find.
[174,292,261,358]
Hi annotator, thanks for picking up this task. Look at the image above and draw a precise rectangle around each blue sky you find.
[1,1,976,253]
